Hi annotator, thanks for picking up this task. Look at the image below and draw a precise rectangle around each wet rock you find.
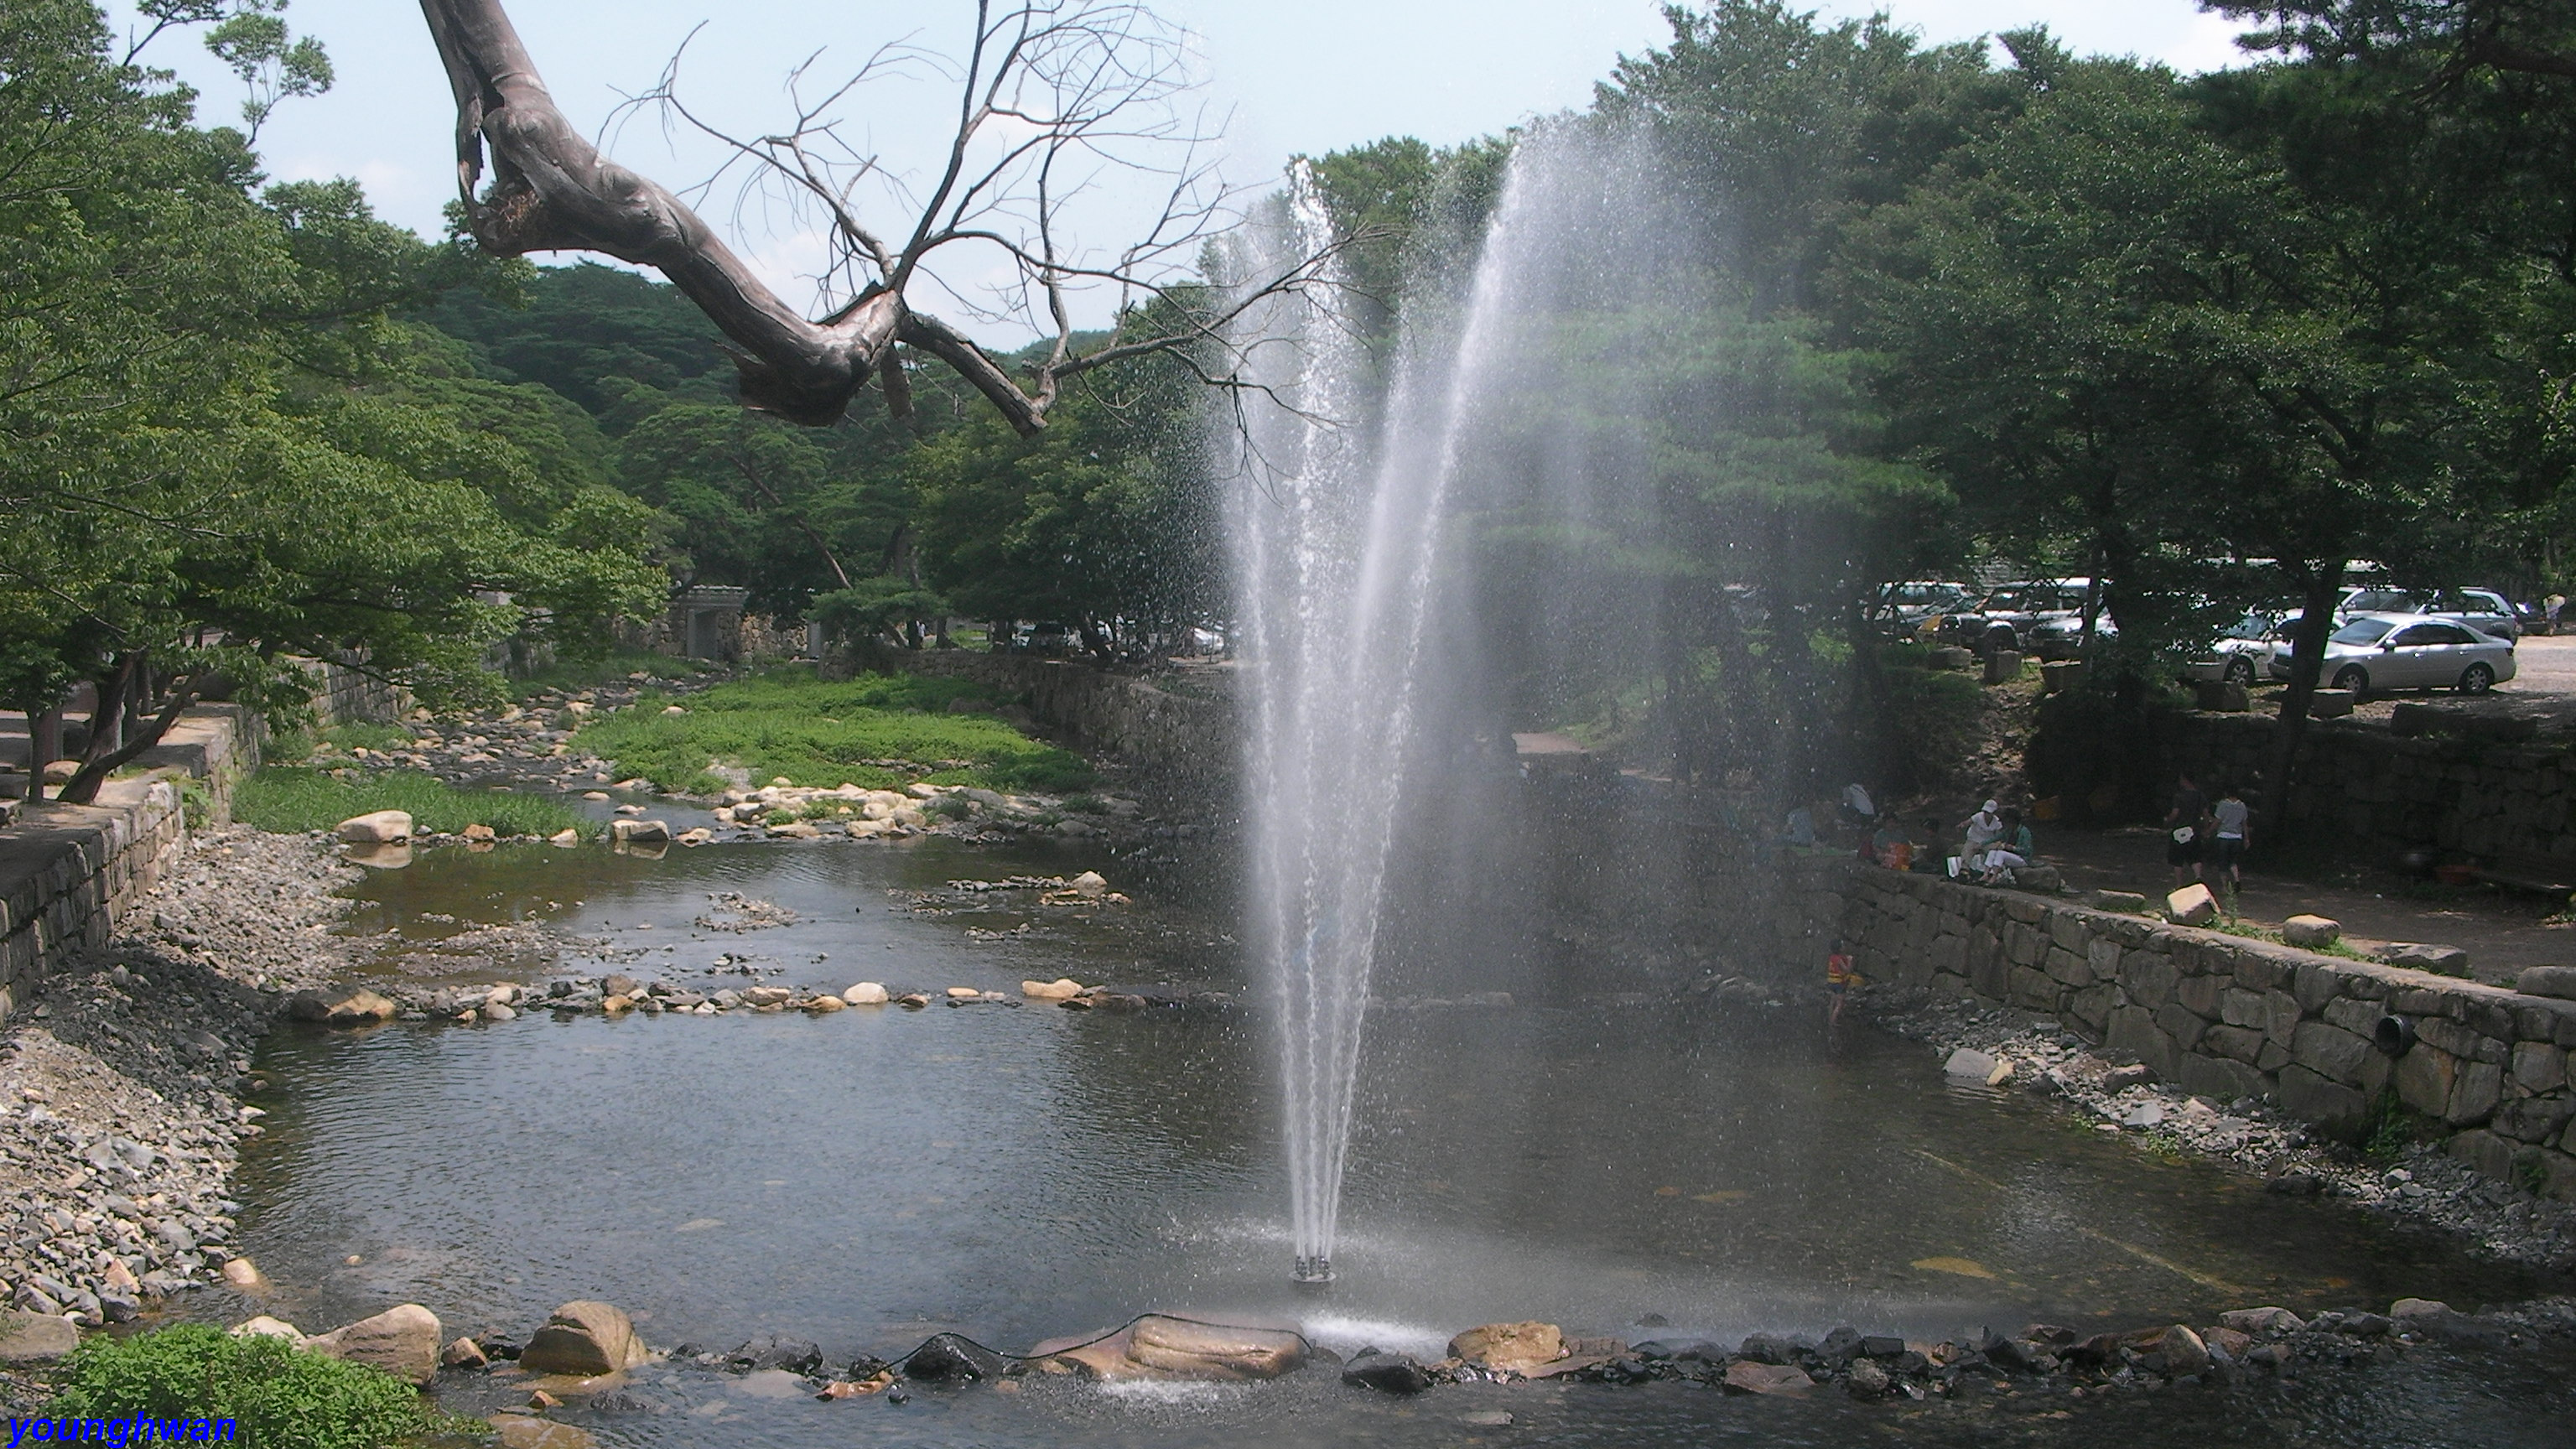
[730,1335,823,1374]
[903,1332,1006,1382]
[221,1256,271,1292]
[1450,1322,1563,1374]
[1845,1358,1891,1397]
[804,994,845,1014]
[843,983,889,1005]
[740,987,793,1008]
[336,810,413,844]
[548,829,581,848]
[1944,1047,2012,1085]
[944,986,984,999]
[1633,1338,1725,1361]
[2282,915,2342,949]
[1736,1332,1797,1365]
[1022,979,1086,1000]
[521,1301,649,1376]
[1722,1361,1814,1395]
[609,819,670,844]
[484,1001,517,1021]
[0,1311,79,1363]
[444,1336,491,1368]
[287,988,397,1025]
[896,993,932,1009]
[1341,1350,1431,1394]
[1124,1317,1306,1379]
[304,1303,442,1385]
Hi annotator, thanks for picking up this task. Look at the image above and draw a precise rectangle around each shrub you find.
[47,1324,456,1449]
[235,767,584,838]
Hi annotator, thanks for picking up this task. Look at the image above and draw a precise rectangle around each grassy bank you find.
[571,667,1093,795]
[235,766,585,836]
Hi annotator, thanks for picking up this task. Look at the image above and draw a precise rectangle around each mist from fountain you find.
[1227,132,1678,1283]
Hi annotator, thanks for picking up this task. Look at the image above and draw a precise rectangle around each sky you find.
[109,1,2252,340]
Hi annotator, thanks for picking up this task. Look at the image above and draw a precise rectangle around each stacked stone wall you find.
[860,650,1234,781]
[0,706,256,1024]
[1805,859,2576,1201]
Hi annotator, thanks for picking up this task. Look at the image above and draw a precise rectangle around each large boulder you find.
[842,983,890,1005]
[1447,1322,1563,1374]
[2516,965,2576,1001]
[1030,1317,1305,1381]
[336,810,413,844]
[287,988,397,1026]
[303,1304,442,1385]
[2283,915,2342,949]
[0,1310,78,1363]
[520,1301,649,1376]
[610,818,672,844]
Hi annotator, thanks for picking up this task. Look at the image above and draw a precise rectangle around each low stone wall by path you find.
[1810,859,2576,1201]
[0,706,257,1023]
[860,649,1235,781]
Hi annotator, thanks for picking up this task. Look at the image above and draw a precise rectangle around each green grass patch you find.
[2203,917,2378,962]
[236,766,584,837]
[47,1323,475,1449]
[265,722,415,765]
[2361,1086,2440,1166]
[569,667,1093,794]
[509,647,709,699]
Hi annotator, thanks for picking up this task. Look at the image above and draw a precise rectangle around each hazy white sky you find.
[110,1,2250,337]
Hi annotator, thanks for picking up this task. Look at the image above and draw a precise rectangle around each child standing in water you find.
[1826,940,1860,1024]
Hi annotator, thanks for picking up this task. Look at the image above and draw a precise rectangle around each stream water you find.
[200,834,2575,1446]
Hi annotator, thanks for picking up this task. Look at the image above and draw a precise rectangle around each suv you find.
[1944,579,2093,655]
[1872,581,1976,640]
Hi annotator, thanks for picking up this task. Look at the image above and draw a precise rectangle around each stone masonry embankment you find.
[859,649,1234,782]
[0,707,257,1024]
[2037,704,2576,872]
[1807,858,2576,1202]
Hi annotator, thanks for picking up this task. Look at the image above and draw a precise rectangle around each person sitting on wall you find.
[1910,817,1946,874]
[1871,813,1914,872]
[1954,799,2002,877]
[1974,808,2034,885]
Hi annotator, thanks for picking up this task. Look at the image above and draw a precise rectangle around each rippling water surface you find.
[210,837,2575,1446]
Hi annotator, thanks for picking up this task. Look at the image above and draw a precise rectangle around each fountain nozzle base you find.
[1291,1256,1335,1289]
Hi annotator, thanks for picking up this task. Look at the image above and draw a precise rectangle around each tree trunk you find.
[2256,562,2345,851]
[56,679,203,808]
[28,707,62,802]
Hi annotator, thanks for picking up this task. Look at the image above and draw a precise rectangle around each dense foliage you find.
[47,1324,449,1449]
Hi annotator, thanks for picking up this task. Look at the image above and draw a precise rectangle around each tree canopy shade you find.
[2,0,663,802]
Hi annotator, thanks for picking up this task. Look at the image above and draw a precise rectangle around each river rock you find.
[486,1419,595,1449]
[221,1256,271,1293]
[804,994,845,1014]
[1068,870,1109,897]
[548,828,581,848]
[843,983,889,1005]
[1022,979,1086,1000]
[462,823,497,842]
[1944,1047,2012,1085]
[1340,1350,1431,1394]
[740,986,793,1007]
[1845,1358,1891,1397]
[336,810,413,844]
[1124,1317,1306,1379]
[1723,1361,1814,1395]
[610,818,671,844]
[944,986,983,999]
[2516,965,2576,1001]
[1448,1322,1562,1374]
[229,1316,303,1340]
[2166,884,2218,927]
[2155,1325,2210,1376]
[444,1336,490,1368]
[2219,1306,2305,1336]
[484,1001,517,1021]
[521,1301,649,1375]
[2283,915,2342,949]
[304,1303,442,1384]
[288,988,397,1025]
[902,1332,1006,1381]
[0,1311,78,1363]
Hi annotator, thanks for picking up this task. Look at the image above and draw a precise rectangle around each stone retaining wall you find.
[859,649,1235,781]
[0,706,257,1024]
[1812,859,2576,1201]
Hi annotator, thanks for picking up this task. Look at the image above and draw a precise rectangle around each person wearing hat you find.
[1959,800,2003,877]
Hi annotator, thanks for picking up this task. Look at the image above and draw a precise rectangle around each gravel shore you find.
[1864,984,2576,1270]
[0,827,361,1379]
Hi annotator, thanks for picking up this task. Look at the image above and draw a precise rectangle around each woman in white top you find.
[2209,786,2251,892]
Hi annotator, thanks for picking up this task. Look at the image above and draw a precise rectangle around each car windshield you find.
[2330,618,2397,645]
[2223,614,2272,640]
[2344,590,2416,613]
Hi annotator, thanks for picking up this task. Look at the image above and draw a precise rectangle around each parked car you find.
[2334,587,2521,641]
[2209,610,2295,685]
[1872,580,1976,639]
[1941,579,2093,654]
[1021,621,1080,655]
[2267,612,2516,698]
[2027,610,2116,661]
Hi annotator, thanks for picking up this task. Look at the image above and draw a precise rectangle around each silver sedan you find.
[2267,612,2516,699]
